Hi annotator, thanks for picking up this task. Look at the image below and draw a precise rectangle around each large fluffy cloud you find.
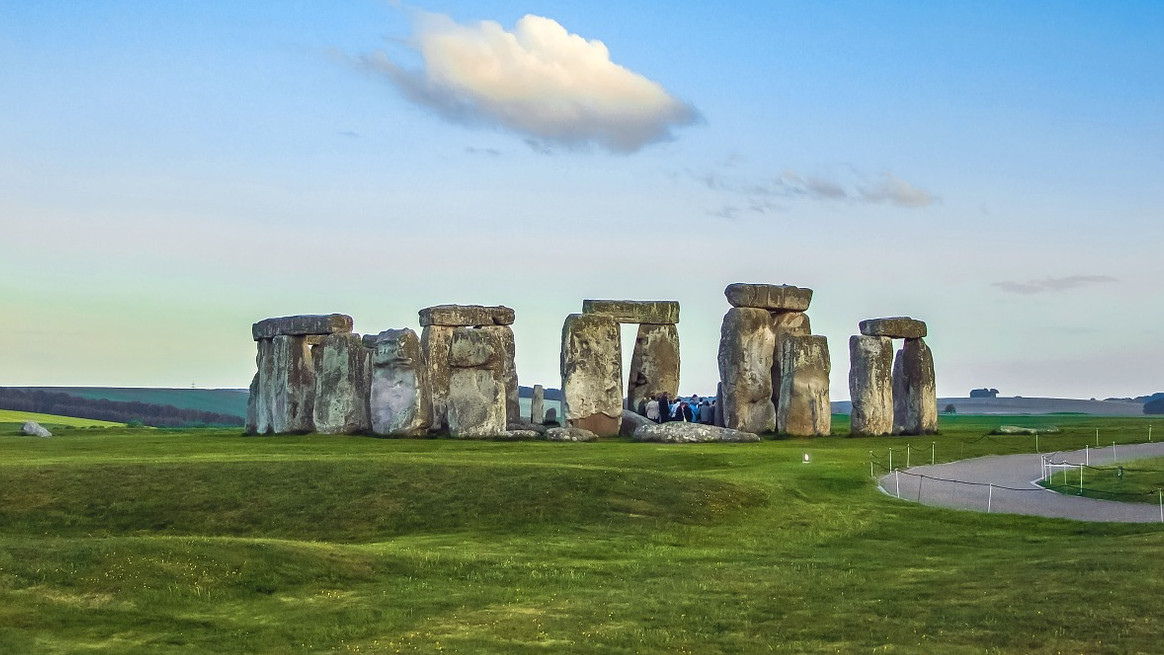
[363,12,699,153]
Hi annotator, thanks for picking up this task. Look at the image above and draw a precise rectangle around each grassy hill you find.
[20,387,249,418]
[0,409,125,429]
[0,415,1161,653]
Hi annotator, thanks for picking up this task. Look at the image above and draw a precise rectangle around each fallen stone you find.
[717,307,776,434]
[560,313,622,437]
[777,335,832,436]
[369,328,432,437]
[419,304,515,327]
[498,429,541,441]
[420,325,454,430]
[507,420,547,435]
[20,421,51,437]
[545,427,598,442]
[632,422,760,443]
[252,314,353,341]
[859,317,927,339]
[626,323,680,415]
[530,385,545,424]
[312,333,372,435]
[619,409,654,437]
[848,335,894,436]
[581,300,679,325]
[994,425,1061,435]
[725,284,812,311]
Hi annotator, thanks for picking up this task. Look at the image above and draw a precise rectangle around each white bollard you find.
[895,470,901,499]
[987,484,993,513]
[931,442,936,465]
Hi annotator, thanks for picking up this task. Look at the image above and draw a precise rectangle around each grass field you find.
[0,409,125,429]
[19,387,250,418]
[1043,455,1164,504]
[1,415,1161,653]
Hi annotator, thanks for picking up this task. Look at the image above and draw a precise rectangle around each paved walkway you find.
[877,442,1164,523]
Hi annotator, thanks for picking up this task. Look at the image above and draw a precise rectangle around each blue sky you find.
[2,1,1162,399]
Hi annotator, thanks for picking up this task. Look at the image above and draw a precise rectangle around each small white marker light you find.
[803,453,811,464]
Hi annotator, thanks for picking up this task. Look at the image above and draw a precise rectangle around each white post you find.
[1035,433,1039,453]
[889,448,893,471]
[1085,445,1089,466]
[906,443,911,469]
[917,475,924,502]
[1095,428,1099,447]
[931,442,936,465]
[1080,465,1083,495]
[1113,442,1117,463]
[1150,425,1153,442]
[987,484,993,513]
[1159,490,1162,524]
[870,460,875,479]
[895,471,901,499]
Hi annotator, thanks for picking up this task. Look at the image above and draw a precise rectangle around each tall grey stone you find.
[714,382,724,427]
[369,328,432,437]
[245,372,259,435]
[313,332,372,435]
[446,327,506,438]
[892,348,908,435]
[581,299,680,325]
[420,325,454,430]
[254,339,276,434]
[531,384,545,424]
[268,334,316,434]
[894,338,938,435]
[561,313,622,437]
[717,307,776,434]
[769,311,811,425]
[777,335,831,436]
[626,323,680,415]
[478,325,518,424]
[848,335,894,436]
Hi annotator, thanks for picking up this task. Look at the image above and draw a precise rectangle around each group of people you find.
[641,393,716,425]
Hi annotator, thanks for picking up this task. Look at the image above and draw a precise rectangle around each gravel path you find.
[877,442,1164,523]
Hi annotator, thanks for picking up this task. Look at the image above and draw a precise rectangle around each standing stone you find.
[778,335,832,436]
[268,334,316,434]
[479,325,519,424]
[848,335,894,436]
[245,372,259,435]
[369,328,432,437]
[313,333,372,435]
[560,313,623,437]
[254,339,276,434]
[769,311,812,424]
[420,325,454,430]
[531,384,545,424]
[892,348,908,435]
[626,323,680,415]
[717,307,777,434]
[714,382,724,427]
[446,327,507,438]
[895,338,938,435]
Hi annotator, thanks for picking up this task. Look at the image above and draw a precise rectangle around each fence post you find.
[1085,445,1089,466]
[906,443,911,469]
[1095,428,1099,447]
[1158,490,1162,524]
[917,474,924,502]
[1035,432,1039,453]
[1113,442,1117,463]
[889,448,893,471]
[895,471,901,499]
[1080,465,1083,495]
[1150,425,1153,442]
[870,460,874,479]
[987,483,993,513]
[931,442,936,465]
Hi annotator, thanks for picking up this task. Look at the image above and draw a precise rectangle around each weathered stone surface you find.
[481,325,519,423]
[254,339,275,434]
[543,407,558,425]
[561,314,623,437]
[369,328,431,437]
[848,335,894,436]
[420,325,454,430]
[419,304,514,327]
[245,372,259,435]
[769,311,812,422]
[268,335,316,434]
[725,284,812,311]
[446,327,506,438]
[507,420,547,435]
[859,317,927,339]
[892,348,908,434]
[20,421,51,438]
[530,385,545,424]
[499,429,541,441]
[894,338,938,435]
[252,314,353,341]
[312,333,372,435]
[777,335,831,436]
[626,323,680,415]
[633,423,760,443]
[619,409,654,437]
[545,427,598,442]
[714,382,724,427]
[581,300,679,325]
[717,308,776,434]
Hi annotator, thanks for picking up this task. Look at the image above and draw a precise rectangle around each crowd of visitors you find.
[641,393,716,424]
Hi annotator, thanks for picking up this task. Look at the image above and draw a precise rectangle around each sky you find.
[2,1,1162,400]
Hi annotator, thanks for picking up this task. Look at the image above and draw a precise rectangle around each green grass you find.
[21,387,250,417]
[0,409,126,429]
[1,416,1161,654]
[1043,456,1164,504]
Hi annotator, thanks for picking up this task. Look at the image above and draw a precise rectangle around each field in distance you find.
[1,415,1161,654]
[0,409,125,429]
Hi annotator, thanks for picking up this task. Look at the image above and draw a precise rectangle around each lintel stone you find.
[581,300,680,325]
[725,284,812,311]
[859,317,927,339]
[252,314,353,341]
[419,305,515,327]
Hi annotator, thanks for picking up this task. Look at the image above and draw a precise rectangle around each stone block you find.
[420,325,454,430]
[626,323,680,415]
[581,299,680,325]
[777,335,831,437]
[725,284,812,311]
[717,307,776,434]
[633,423,760,443]
[769,311,812,423]
[369,328,432,437]
[268,335,316,434]
[560,314,623,437]
[252,314,353,340]
[893,338,938,435]
[531,384,545,424]
[312,333,372,435]
[419,304,515,327]
[848,335,894,436]
[859,317,927,339]
[447,368,506,438]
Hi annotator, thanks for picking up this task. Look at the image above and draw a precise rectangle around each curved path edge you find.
[877,441,1164,523]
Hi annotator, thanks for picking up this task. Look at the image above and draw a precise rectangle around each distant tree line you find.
[0,388,244,427]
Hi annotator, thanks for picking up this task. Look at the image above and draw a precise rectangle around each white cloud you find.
[991,275,1118,294]
[362,11,699,153]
